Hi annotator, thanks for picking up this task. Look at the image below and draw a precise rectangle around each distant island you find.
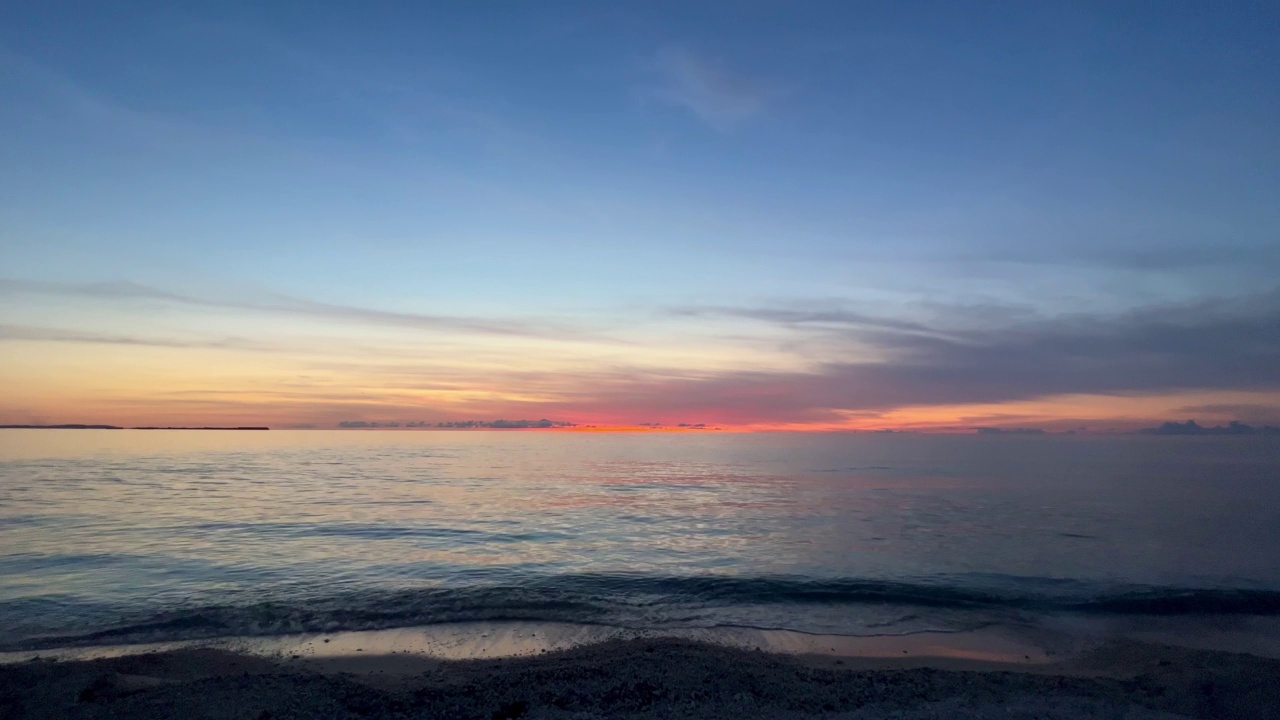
[339,419,576,429]
[0,424,122,430]
[131,422,270,427]
[1139,420,1280,436]
[0,425,269,430]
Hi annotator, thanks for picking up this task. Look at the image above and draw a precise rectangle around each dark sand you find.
[3,637,1278,719]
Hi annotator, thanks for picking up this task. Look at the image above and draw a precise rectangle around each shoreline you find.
[7,613,1279,665]
[4,633,1279,719]
[1,622,1060,666]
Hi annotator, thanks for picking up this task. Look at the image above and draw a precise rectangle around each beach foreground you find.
[3,637,1278,719]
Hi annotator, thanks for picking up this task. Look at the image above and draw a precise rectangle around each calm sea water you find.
[1,430,1278,650]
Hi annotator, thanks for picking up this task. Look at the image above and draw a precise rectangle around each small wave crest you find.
[5,574,1280,651]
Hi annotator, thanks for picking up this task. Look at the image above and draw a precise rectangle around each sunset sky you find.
[2,2,1278,431]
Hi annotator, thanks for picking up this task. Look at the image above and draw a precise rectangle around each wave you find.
[599,575,1280,614]
[4,574,1279,651]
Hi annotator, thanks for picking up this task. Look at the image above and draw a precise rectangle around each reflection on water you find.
[1,430,1278,647]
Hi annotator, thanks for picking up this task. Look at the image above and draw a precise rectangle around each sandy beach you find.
[4,628,1279,719]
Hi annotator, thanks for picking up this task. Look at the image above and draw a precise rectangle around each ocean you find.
[1,430,1278,652]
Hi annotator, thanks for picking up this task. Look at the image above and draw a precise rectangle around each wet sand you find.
[4,631,1279,719]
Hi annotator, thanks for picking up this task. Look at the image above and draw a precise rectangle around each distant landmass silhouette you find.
[0,425,269,430]
[1140,420,1280,436]
[132,422,270,427]
[0,424,121,430]
[339,419,576,429]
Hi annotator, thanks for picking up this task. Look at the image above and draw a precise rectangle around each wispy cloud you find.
[0,324,264,351]
[1173,402,1280,424]
[168,16,518,144]
[647,48,768,129]
[670,304,938,335]
[946,241,1280,272]
[540,289,1280,425]
[7,279,1278,429]
[0,49,175,137]
[0,278,599,341]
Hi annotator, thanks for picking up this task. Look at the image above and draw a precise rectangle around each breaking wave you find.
[5,573,1279,651]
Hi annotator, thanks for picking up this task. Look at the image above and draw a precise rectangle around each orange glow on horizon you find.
[3,336,1276,433]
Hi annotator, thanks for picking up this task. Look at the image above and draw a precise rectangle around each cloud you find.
[0,50,173,136]
[0,324,265,351]
[221,289,1278,427]
[7,276,1278,429]
[542,289,1280,424]
[949,242,1280,272]
[1,279,189,303]
[1173,403,1280,424]
[670,304,938,335]
[829,289,1280,403]
[0,278,597,340]
[648,48,767,129]
[169,16,524,145]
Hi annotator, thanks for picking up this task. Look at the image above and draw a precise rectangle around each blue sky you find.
[2,1,1278,429]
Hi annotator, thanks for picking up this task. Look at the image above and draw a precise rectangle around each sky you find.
[1,1,1278,431]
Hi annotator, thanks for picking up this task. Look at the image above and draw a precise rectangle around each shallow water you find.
[1,430,1278,649]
